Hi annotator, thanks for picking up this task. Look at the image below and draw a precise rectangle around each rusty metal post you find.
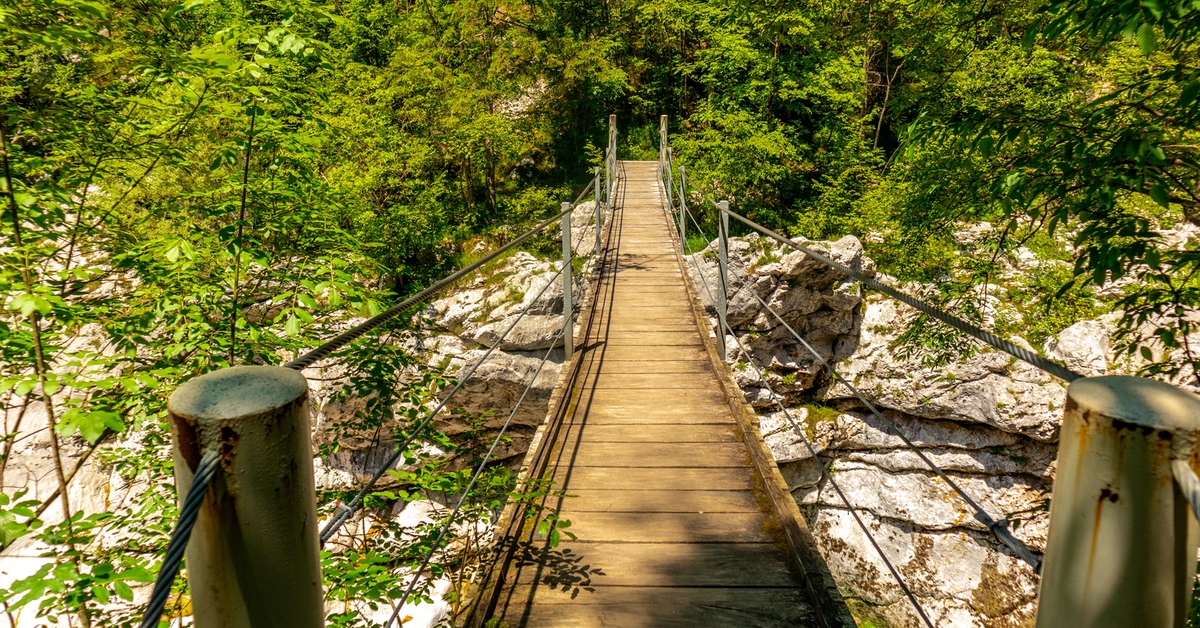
[561,202,574,361]
[593,166,603,255]
[1036,375,1200,628]
[167,365,322,628]
[716,200,730,361]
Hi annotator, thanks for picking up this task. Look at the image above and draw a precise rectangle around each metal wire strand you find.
[286,197,586,372]
[320,215,597,545]
[719,205,1083,382]
[675,216,935,628]
[676,194,1043,570]
[384,325,567,627]
[139,450,220,628]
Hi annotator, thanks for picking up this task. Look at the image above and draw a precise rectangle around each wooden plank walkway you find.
[479,162,822,627]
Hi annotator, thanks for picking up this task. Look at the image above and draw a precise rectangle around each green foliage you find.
[2,0,1199,624]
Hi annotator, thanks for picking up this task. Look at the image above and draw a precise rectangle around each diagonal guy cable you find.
[674,202,935,628]
[383,325,566,627]
[682,178,1081,383]
[286,181,593,372]
[678,197,1043,570]
[319,249,577,544]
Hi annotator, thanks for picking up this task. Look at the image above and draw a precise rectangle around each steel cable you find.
[383,325,567,627]
[674,186,1043,570]
[320,214,596,545]
[139,450,220,628]
[673,206,935,627]
[714,204,1083,382]
[286,197,587,372]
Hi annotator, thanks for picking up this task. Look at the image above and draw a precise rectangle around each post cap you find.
[1068,375,1200,433]
[169,365,308,423]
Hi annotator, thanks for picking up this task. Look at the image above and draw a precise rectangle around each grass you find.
[800,403,842,439]
[683,233,711,255]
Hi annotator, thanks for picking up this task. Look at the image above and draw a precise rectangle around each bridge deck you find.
[484,162,818,627]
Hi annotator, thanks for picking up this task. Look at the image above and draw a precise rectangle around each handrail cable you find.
[713,201,1082,383]
[319,210,596,545]
[672,174,1043,570]
[671,196,935,628]
[286,181,594,372]
[383,324,567,627]
[139,450,221,628]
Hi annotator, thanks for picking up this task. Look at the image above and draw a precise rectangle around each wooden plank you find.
[565,442,750,468]
[545,467,754,491]
[558,489,762,513]
[556,511,772,543]
[565,408,733,425]
[550,423,738,443]
[569,387,725,406]
[574,359,711,373]
[497,591,816,628]
[580,345,708,361]
[594,337,700,348]
[580,372,711,389]
[506,543,795,587]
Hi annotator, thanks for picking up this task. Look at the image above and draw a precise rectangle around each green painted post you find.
[167,366,323,628]
[1036,375,1200,628]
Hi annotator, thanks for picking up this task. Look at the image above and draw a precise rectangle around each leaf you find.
[1148,183,1170,208]
[1136,22,1157,55]
[1182,81,1200,107]
[112,580,133,601]
[285,315,301,336]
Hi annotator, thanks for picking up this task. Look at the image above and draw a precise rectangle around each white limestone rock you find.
[1044,320,1108,377]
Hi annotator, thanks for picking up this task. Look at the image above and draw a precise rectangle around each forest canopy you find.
[1,0,1199,625]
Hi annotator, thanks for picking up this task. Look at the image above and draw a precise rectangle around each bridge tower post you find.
[716,200,730,361]
[166,366,323,628]
[1037,375,1200,628]
[561,202,574,361]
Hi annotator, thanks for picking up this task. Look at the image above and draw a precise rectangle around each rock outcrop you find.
[686,234,1067,627]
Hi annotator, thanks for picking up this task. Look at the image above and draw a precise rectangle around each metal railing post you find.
[167,366,323,628]
[607,114,616,204]
[665,147,675,216]
[659,115,668,177]
[678,165,688,246]
[1036,375,1200,628]
[593,166,603,254]
[561,202,574,361]
[716,200,730,361]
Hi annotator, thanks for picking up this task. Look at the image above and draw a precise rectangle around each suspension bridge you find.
[147,116,1200,628]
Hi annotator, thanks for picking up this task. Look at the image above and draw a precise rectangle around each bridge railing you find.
[139,119,621,628]
[657,115,1200,628]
